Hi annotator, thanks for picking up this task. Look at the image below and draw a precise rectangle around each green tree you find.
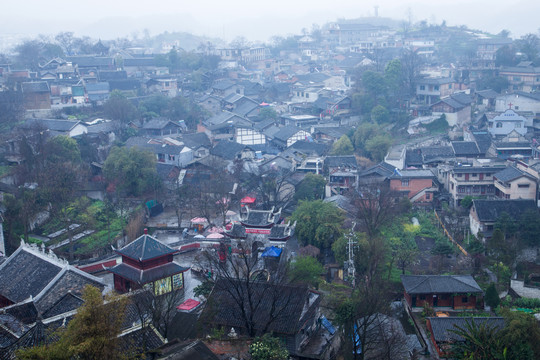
[362,71,387,102]
[258,107,278,121]
[370,105,390,123]
[353,123,381,151]
[0,90,24,128]
[46,135,81,164]
[330,135,354,155]
[365,135,392,162]
[104,90,138,123]
[499,308,540,359]
[484,283,500,309]
[249,334,289,360]
[289,256,324,288]
[495,45,518,67]
[294,173,326,201]
[517,34,540,63]
[450,319,507,360]
[103,146,160,197]
[460,195,474,210]
[17,285,129,360]
[290,200,344,248]
[518,209,540,246]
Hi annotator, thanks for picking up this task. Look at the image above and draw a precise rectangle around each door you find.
[433,295,438,307]
[412,296,417,307]
[479,173,484,180]
[465,173,469,180]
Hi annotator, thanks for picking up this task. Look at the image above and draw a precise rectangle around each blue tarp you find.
[261,246,282,258]
[320,315,336,335]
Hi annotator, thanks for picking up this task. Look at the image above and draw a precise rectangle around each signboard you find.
[245,228,271,234]
[172,273,184,290]
[154,277,172,296]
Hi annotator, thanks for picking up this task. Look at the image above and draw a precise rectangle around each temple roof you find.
[115,234,178,262]
[108,262,188,285]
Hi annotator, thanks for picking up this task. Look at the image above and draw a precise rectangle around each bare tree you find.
[337,281,407,360]
[198,240,298,337]
[351,182,401,238]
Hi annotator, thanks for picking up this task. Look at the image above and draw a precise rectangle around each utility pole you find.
[347,222,357,287]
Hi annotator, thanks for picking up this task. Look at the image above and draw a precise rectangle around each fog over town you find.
[2,1,540,359]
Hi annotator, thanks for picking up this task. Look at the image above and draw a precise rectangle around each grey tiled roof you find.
[21,81,50,93]
[401,275,482,294]
[325,155,358,169]
[472,199,537,222]
[451,141,480,156]
[428,317,504,342]
[210,140,247,160]
[115,234,178,261]
[35,269,104,314]
[0,248,62,303]
[108,261,188,285]
[494,166,534,183]
[389,169,435,179]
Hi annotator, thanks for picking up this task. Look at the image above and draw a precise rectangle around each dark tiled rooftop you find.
[115,234,178,262]
[0,249,62,303]
[401,275,482,294]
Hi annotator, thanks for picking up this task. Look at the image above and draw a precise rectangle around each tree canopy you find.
[103,146,160,197]
[17,285,129,360]
[290,200,344,248]
[294,173,326,201]
[330,135,354,155]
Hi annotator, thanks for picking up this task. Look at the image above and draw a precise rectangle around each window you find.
[515,106,519,110]
[518,184,530,188]
[306,93,309,98]
[458,187,466,193]
[513,76,521,82]
[420,85,425,90]
[419,295,426,300]
[472,173,477,177]
[401,179,409,187]
[516,123,522,128]
[434,85,440,91]
[496,122,503,128]
[426,193,431,200]
[462,296,468,303]
[448,83,452,89]
[457,173,462,177]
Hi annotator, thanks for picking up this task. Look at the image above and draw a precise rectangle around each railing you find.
[434,210,468,256]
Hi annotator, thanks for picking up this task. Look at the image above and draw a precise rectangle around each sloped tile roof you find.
[472,199,537,222]
[115,234,178,262]
[0,248,62,303]
[428,317,504,342]
[494,166,534,183]
[401,275,482,295]
[451,141,480,156]
[108,262,188,285]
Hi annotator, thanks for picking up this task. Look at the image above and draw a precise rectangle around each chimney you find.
[144,228,148,235]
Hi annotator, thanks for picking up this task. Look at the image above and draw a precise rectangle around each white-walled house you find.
[488,109,528,137]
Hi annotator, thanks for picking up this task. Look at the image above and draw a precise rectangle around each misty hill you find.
[334,17,404,29]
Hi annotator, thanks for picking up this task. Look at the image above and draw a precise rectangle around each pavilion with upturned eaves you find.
[108,230,189,295]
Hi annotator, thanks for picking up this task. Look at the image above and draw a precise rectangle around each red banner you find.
[245,228,271,234]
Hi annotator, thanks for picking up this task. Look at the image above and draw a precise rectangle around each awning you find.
[241,196,256,204]
[261,246,282,258]
[207,233,225,239]
[190,217,208,224]
[176,298,201,311]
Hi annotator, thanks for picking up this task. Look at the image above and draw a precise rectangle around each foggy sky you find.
[2,0,539,42]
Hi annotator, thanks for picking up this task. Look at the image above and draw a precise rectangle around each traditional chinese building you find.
[108,231,189,295]
[401,275,484,310]
[239,207,281,234]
